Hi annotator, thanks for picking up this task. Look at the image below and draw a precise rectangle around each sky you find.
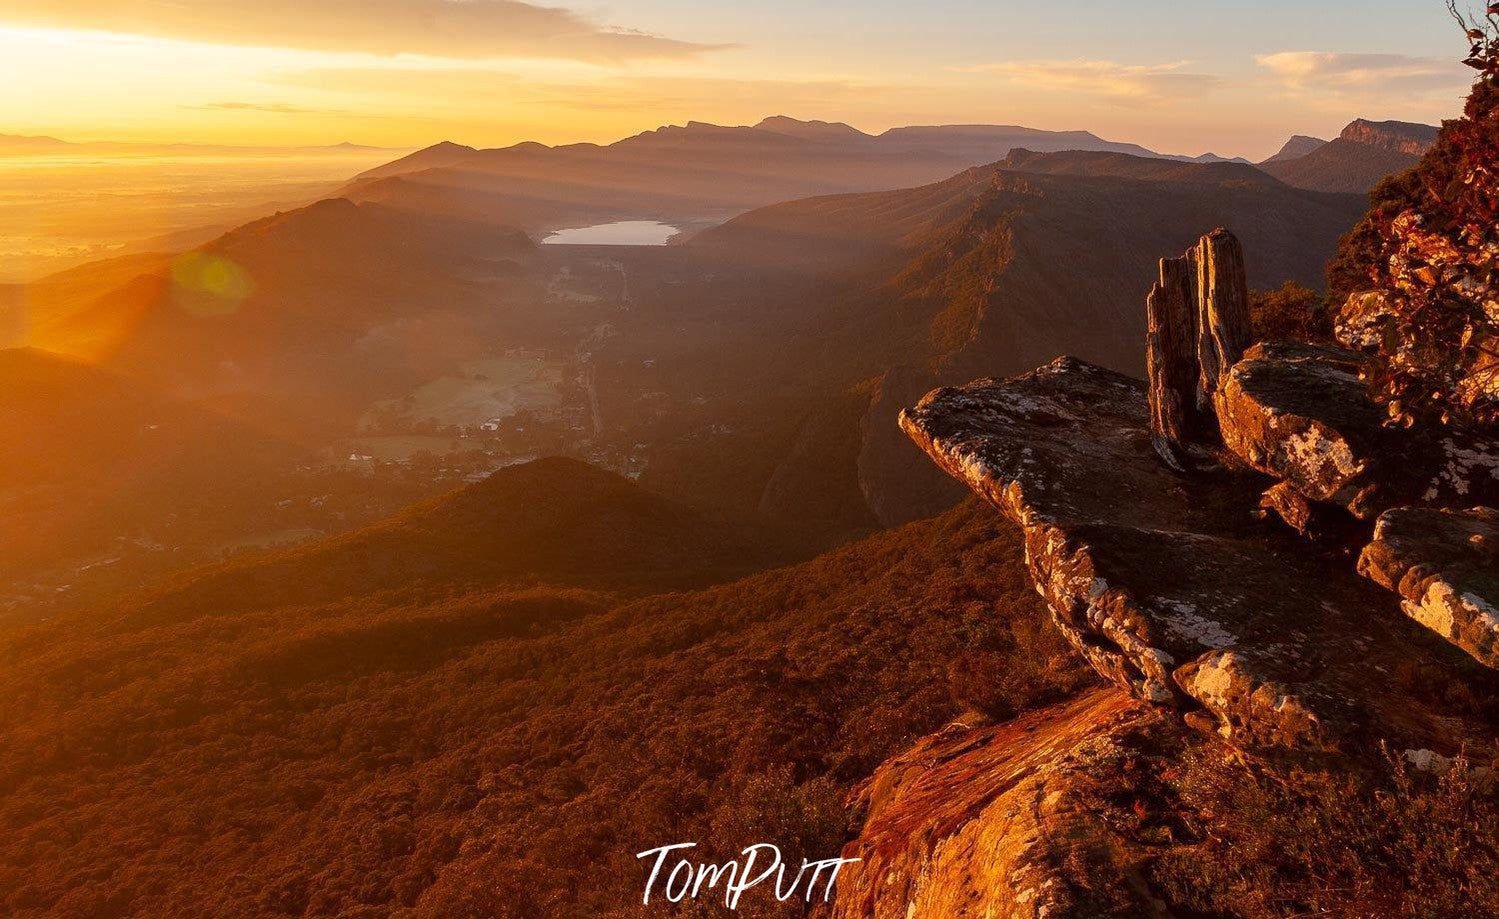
[0,0,1482,160]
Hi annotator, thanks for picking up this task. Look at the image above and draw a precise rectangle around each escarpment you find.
[836,224,1499,918]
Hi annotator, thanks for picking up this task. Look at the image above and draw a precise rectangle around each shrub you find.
[1250,282,1334,344]
[1152,747,1499,918]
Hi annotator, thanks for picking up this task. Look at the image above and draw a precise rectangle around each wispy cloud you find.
[189,101,345,116]
[1256,51,1468,94]
[0,0,729,64]
[278,66,909,114]
[952,59,1223,106]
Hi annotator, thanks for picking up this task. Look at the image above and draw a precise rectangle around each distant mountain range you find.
[337,114,1436,244]
[689,147,1370,525]
[12,136,1378,536]
[1260,119,1439,193]
[1261,134,1330,164]
[340,116,1253,235]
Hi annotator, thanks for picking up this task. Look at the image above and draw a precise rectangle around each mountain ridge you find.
[341,116,1259,237]
[1261,117,1439,192]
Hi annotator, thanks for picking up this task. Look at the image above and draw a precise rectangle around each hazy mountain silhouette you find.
[353,139,480,180]
[0,133,399,156]
[1261,134,1331,164]
[0,347,302,579]
[106,456,790,632]
[342,116,1252,235]
[753,114,875,143]
[21,199,534,429]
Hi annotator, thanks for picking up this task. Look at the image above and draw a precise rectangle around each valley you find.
[0,134,1387,615]
[0,7,1489,903]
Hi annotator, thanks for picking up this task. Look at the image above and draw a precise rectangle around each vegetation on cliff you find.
[1329,6,1499,427]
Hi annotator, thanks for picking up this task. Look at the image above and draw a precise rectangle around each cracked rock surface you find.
[900,356,1498,756]
[1215,341,1499,518]
[831,688,1176,919]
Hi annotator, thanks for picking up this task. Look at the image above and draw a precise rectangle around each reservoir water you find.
[542,220,679,246]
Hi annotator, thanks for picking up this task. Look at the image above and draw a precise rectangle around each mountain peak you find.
[352,140,481,181]
[1261,134,1330,164]
[425,140,476,153]
[1338,119,1439,155]
[752,115,872,142]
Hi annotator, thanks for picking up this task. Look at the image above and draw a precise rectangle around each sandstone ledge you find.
[900,357,1498,757]
[1360,506,1499,670]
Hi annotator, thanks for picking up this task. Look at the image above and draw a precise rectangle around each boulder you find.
[1215,341,1389,516]
[900,357,1499,757]
[1216,341,1499,518]
[832,688,1178,919]
[1359,506,1499,670]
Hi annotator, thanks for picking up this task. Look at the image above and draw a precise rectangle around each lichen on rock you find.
[901,358,1499,759]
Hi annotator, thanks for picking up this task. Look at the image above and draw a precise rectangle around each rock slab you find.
[901,356,1498,757]
[1360,506,1499,670]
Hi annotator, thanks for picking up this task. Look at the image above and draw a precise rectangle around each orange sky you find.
[0,2,1478,160]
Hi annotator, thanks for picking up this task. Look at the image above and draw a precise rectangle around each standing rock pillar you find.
[1146,227,1251,468]
[1194,228,1252,408]
[1146,255,1199,469]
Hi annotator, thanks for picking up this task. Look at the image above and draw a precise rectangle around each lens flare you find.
[170,251,252,316]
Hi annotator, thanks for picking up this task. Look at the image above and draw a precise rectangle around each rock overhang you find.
[901,356,1499,759]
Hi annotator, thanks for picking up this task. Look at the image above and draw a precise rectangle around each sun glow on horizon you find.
[0,3,1478,160]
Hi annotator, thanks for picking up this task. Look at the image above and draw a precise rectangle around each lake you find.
[542,220,679,246]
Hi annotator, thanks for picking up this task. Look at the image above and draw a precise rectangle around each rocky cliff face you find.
[1215,341,1499,519]
[832,60,1499,915]
[899,353,1497,756]
[1360,506,1499,670]
[1337,119,1440,156]
[1259,118,1438,193]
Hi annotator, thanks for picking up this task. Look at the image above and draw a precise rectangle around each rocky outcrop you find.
[1359,506,1499,670]
[1337,119,1439,156]
[833,689,1178,919]
[1328,72,1498,427]
[1215,342,1387,516]
[900,357,1499,757]
[1144,229,1251,465]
